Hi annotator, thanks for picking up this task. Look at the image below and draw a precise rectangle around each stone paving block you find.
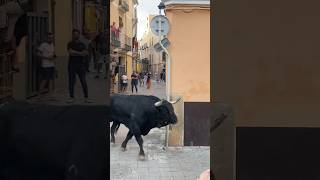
[172,175,187,180]
[161,176,176,180]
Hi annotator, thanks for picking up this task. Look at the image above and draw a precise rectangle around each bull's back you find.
[110,94,160,121]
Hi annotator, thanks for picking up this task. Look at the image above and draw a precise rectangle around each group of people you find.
[119,71,152,93]
[37,29,112,103]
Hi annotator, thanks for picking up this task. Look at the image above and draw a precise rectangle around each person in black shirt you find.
[67,29,91,103]
[131,71,138,93]
[95,30,108,79]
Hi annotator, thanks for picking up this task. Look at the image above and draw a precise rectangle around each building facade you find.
[110,0,138,81]
[163,0,211,146]
[139,15,165,77]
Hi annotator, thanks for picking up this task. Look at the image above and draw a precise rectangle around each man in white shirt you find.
[121,74,128,93]
[37,32,56,100]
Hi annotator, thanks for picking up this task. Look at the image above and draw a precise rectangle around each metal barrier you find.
[0,50,13,101]
[26,12,48,98]
[0,0,9,6]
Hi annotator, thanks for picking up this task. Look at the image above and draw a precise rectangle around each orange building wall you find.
[166,8,210,102]
[215,0,320,127]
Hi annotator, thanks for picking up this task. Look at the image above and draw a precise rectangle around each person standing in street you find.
[160,71,163,83]
[109,57,117,93]
[143,72,148,87]
[138,72,143,87]
[146,72,152,89]
[131,71,138,93]
[67,29,91,103]
[121,74,128,93]
[95,30,108,79]
[162,70,166,82]
[80,32,91,72]
[37,32,56,101]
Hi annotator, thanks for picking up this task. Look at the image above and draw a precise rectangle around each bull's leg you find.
[121,131,133,151]
[110,122,118,144]
[134,135,145,159]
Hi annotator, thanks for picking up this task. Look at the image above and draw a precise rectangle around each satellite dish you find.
[150,15,170,37]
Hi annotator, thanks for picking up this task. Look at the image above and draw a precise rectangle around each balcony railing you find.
[111,32,121,48]
[124,35,132,51]
[118,0,129,12]
[124,44,131,51]
[0,51,13,101]
[0,0,9,6]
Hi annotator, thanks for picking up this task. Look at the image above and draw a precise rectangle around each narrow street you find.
[25,59,210,180]
[110,81,210,180]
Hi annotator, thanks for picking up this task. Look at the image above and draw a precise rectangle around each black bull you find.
[0,101,109,180]
[110,94,180,158]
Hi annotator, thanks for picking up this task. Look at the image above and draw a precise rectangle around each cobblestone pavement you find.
[110,81,210,180]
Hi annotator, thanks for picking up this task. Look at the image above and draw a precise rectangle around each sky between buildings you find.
[137,0,161,40]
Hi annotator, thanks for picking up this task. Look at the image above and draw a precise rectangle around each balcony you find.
[125,44,131,51]
[124,35,132,51]
[118,0,129,12]
[111,32,121,48]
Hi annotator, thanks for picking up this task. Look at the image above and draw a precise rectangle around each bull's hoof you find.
[121,147,126,151]
[138,153,146,161]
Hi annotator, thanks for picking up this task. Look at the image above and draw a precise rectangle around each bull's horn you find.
[154,100,164,107]
[169,97,182,104]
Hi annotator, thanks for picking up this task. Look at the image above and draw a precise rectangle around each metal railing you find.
[26,12,49,98]
[0,51,13,101]
[0,0,9,6]
[124,35,131,51]
[111,31,120,48]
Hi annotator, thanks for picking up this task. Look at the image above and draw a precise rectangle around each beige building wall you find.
[215,0,320,127]
[54,0,72,56]
[110,1,119,25]
[110,0,136,77]
[165,5,210,102]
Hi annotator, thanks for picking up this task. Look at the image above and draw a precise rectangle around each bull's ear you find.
[154,100,164,107]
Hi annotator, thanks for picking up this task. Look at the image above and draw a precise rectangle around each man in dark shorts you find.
[37,32,56,100]
[67,29,91,103]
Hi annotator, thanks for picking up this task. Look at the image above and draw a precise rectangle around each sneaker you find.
[84,98,93,103]
[66,97,75,103]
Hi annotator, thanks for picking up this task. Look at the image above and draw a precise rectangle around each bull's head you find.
[154,97,181,128]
